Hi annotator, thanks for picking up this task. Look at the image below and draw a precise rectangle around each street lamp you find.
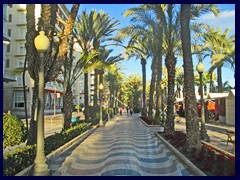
[99,83,104,127]
[33,31,50,175]
[196,61,210,142]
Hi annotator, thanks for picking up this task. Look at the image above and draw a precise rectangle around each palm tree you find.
[199,26,234,119]
[91,10,120,108]
[122,75,142,110]
[122,4,165,119]
[159,4,182,135]
[117,24,150,117]
[25,4,80,143]
[62,35,99,129]
[181,4,201,149]
[74,10,120,120]
[105,64,124,116]
[175,67,184,98]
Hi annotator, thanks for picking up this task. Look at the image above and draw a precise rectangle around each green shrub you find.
[3,145,36,176]
[3,113,27,149]
[133,107,141,113]
[44,123,89,154]
[3,122,90,176]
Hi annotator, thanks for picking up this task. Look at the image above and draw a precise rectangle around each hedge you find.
[3,113,27,149]
[3,122,91,176]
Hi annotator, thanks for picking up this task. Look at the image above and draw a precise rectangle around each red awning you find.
[44,88,63,94]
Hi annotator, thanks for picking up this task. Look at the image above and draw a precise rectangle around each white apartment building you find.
[3,4,15,83]
[71,38,95,108]
[3,4,95,118]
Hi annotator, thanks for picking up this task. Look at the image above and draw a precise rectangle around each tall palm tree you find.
[117,25,150,117]
[122,75,142,110]
[159,4,182,134]
[105,64,124,116]
[181,4,201,149]
[179,4,220,149]
[122,4,165,119]
[25,4,80,143]
[74,10,120,120]
[199,26,234,119]
[62,35,99,129]
[175,67,184,98]
[91,10,120,108]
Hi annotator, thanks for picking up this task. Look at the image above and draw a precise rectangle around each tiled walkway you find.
[49,113,193,176]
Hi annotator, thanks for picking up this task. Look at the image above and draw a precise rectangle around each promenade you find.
[43,112,235,153]
[48,113,193,176]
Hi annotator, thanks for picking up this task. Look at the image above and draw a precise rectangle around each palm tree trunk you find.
[181,4,201,149]
[26,4,38,145]
[155,57,163,122]
[148,57,157,117]
[84,72,90,120]
[164,54,176,134]
[63,85,73,129]
[141,57,147,117]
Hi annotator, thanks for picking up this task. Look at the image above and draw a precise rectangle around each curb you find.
[154,132,207,176]
[15,124,98,176]
[138,117,163,128]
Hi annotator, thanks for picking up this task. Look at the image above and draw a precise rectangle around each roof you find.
[230,89,235,96]
[207,93,229,99]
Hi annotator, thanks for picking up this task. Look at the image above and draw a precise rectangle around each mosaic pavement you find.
[49,114,193,176]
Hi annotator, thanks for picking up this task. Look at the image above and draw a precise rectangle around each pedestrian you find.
[130,108,133,116]
[126,107,129,114]
[119,107,122,115]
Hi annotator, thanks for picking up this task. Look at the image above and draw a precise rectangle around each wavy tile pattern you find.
[50,115,192,176]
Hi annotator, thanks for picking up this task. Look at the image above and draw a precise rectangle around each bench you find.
[225,130,235,153]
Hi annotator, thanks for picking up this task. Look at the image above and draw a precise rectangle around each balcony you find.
[17,4,26,11]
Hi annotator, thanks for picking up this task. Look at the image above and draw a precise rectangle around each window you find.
[18,61,24,68]
[8,4,13,8]
[8,14,12,22]
[19,43,26,54]
[7,44,10,52]
[14,91,25,108]
[8,29,11,37]
[5,59,10,68]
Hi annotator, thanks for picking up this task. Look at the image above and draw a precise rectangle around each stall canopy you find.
[207,93,229,99]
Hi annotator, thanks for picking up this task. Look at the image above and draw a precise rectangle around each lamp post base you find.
[32,161,51,176]
[99,120,105,127]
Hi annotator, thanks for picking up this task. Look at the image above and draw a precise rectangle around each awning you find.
[44,88,63,94]
[207,93,229,99]
[3,75,16,83]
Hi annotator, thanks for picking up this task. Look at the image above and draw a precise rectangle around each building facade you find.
[3,4,68,118]
[3,4,15,83]
[3,4,96,118]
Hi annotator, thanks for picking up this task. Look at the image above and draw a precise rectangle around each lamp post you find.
[196,61,210,142]
[33,31,50,175]
[99,83,104,127]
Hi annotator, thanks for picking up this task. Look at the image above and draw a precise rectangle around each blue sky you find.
[67,4,235,87]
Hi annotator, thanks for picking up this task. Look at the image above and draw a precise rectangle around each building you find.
[3,4,15,83]
[4,4,96,118]
[3,4,70,118]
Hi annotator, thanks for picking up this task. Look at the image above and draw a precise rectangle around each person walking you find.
[119,107,123,115]
[130,107,133,116]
